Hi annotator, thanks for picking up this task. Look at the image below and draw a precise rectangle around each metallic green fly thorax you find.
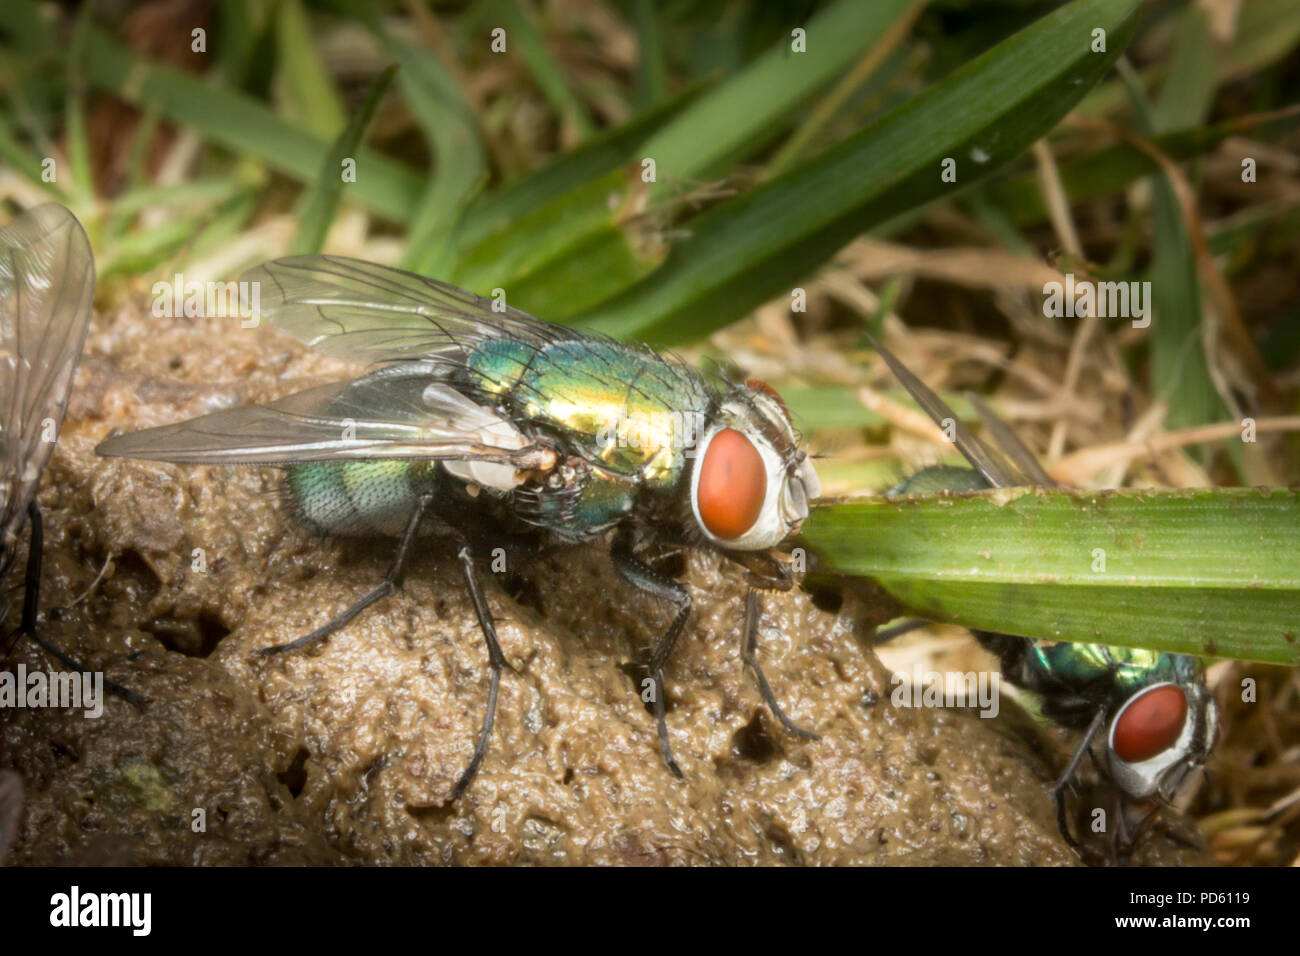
[1026,641,1188,705]
[469,338,712,491]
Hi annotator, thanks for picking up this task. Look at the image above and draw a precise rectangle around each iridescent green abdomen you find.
[469,339,712,491]
[287,460,437,537]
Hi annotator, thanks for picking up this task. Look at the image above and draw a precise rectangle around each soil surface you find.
[0,296,1208,865]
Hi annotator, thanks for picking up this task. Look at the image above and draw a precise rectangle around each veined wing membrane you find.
[96,369,551,469]
[866,332,1041,490]
[0,204,95,545]
[242,255,581,367]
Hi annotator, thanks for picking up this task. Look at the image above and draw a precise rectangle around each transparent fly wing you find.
[96,365,548,475]
[966,391,1057,488]
[0,204,95,554]
[242,255,584,367]
[866,332,1038,489]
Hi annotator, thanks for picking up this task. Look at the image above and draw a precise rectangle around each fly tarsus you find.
[13,625,146,709]
[743,588,819,741]
[450,541,510,800]
[1052,707,1108,851]
[14,504,145,708]
[611,528,691,778]
[257,492,433,657]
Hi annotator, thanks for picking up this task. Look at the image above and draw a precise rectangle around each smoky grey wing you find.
[866,333,1036,490]
[95,373,548,471]
[241,254,585,367]
[0,204,95,541]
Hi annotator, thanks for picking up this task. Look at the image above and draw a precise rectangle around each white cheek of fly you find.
[1105,685,1199,800]
[690,423,788,551]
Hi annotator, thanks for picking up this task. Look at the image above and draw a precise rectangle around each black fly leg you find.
[450,541,510,799]
[1052,707,1108,850]
[11,503,144,707]
[260,493,433,656]
[611,529,690,778]
[743,588,818,740]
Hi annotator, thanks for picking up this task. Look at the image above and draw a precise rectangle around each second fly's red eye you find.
[697,428,767,540]
[1112,684,1188,763]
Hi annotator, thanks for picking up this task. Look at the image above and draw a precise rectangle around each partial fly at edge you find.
[868,332,1219,860]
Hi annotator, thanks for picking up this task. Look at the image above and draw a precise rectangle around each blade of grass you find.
[492,0,594,140]
[639,0,918,185]
[62,3,94,203]
[372,29,486,275]
[450,168,635,294]
[1151,3,1216,132]
[1117,58,1225,446]
[291,64,396,255]
[453,81,707,252]
[985,107,1300,226]
[576,0,1141,345]
[0,114,68,201]
[632,0,668,109]
[766,0,925,175]
[275,0,347,139]
[782,386,978,432]
[802,488,1300,665]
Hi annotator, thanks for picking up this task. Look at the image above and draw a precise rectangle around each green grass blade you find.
[292,64,396,255]
[1117,60,1225,444]
[1151,3,1216,132]
[492,0,594,140]
[802,488,1300,665]
[576,0,1140,345]
[639,0,917,184]
[275,0,347,139]
[375,32,487,275]
[985,108,1300,226]
[632,0,668,109]
[453,81,707,252]
[782,386,978,432]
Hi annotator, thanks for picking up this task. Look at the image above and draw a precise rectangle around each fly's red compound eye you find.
[1112,684,1188,763]
[697,428,767,540]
